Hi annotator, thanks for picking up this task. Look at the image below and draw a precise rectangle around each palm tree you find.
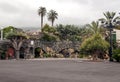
[99,11,120,61]
[99,12,120,39]
[48,10,58,26]
[38,7,46,29]
[99,11,120,26]
[86,21,106,35]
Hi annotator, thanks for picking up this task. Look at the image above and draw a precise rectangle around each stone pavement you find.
[0,59,120,82]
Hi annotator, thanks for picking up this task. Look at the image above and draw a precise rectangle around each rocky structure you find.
[0,40,81,59]
[33,40,81,53]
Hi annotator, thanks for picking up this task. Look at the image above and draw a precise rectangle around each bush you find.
[80,33,110,60]
[113,48,120,55]
[78,54,84,58]
[40,33,59,41]
[112,54,120,62]
[80,33,109,56]
[112,49,120,62]
[43,53,51,58]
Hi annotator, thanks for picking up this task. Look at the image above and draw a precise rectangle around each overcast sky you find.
[0,0,120,28]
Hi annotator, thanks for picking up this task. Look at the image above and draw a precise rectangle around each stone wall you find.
[33,41,81,53]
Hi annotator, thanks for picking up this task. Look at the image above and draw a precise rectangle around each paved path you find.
[0,59,120,82]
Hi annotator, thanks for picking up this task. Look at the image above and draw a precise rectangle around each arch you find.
[20,47,25,59]
[6,46,15,59]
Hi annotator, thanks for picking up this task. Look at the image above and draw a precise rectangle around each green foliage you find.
[113,48,120,55]
[36,48,41,52]
[103,11,116,21]
[112,48,120,62]
[5,32,27,40]
[69,35,82,41]
[56,24,86,41]
[42,24,56,33]
[80,33,109,55]
[112,54,120,62]
[43,53,51,58]
[3,26,26,39]
[38,7,46,17]
[40,33,59,41]
[78,54,84,58]
[86,21,107,37]
[2,26,15,39]
[48,10,58,26]
[40,24,59,41]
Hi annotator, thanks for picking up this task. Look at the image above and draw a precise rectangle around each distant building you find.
[25,30,44,39]
[114,29,120,41]
[114,29,120,47]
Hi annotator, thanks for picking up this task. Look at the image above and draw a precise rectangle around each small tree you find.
[80,33,109,60]
[5,32,27,60]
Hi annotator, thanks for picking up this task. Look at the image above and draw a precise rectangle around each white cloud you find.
[0,0,120,27]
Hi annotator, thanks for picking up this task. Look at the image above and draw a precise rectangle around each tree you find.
[56,24,87,41]
[38,6,46,29]
[40,33,59,42]
[5,32,27,60]
[40,24,59,41]
[99,11,119,23]
[86,21,101,34]
[99,12,120,48]
[80,33,109,60]
[99,11,120,29]
[42,24,57,33]
[48,10,58,26]
[3,26,24,39]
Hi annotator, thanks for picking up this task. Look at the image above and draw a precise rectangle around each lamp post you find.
[108,20,113,61]
[100,17,120,61]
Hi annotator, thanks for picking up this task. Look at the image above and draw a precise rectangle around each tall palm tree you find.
[38,7,46,29]
[99,11,120,38]
[99,11,120,26]
[86,21,104,34]
[99,11,120,61]
[48,10,58,26]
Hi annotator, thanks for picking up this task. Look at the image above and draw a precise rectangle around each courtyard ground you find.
[0,58,120,82]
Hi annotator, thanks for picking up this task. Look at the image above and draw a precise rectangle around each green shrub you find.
[113,49,120,55]
[112,49,120,62]
[112,54,120,62]
[43,53,51,58]
[78,54,84,58]
[40,33,59,41]
[80,33,109,55]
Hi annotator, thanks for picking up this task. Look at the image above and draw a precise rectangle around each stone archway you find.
[20,47,25,59]
[6,46,15,59]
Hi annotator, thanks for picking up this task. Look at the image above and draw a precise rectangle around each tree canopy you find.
[80,33,109,55]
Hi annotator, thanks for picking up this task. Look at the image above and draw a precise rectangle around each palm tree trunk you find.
[41,15,43,29]
[52,20,54,27]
